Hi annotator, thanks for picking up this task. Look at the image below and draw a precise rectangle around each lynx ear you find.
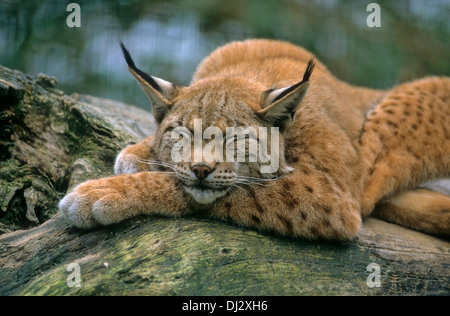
[258,59,315,131]
[120,42,178,123]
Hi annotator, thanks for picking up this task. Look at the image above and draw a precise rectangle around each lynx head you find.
[121,42,314,204]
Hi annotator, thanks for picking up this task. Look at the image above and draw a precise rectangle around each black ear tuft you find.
[120,41,136,69]
[302,58,315,83]
[271,58,315,104]
[119,41,162,93]
[258,58,315,131]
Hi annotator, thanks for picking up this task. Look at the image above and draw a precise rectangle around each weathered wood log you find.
[0,65,448,296]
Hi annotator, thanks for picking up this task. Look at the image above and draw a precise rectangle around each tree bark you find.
[0,65,448,296]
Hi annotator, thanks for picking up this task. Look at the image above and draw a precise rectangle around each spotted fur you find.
[59,39,450,240]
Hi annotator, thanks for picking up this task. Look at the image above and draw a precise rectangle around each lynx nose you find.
[191,164,212,181]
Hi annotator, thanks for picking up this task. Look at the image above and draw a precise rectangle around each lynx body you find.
[59,40,450,239]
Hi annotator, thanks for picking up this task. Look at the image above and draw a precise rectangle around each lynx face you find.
[152,89,290,204]
[120,43,314,204]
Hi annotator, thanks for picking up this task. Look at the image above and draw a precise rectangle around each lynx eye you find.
[164,127,174,134]
[169,126,192,139]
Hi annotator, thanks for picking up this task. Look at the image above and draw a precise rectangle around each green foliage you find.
[0,0,448,107]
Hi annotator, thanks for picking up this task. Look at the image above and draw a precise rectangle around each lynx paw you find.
[114,151,149,175]
[59,179,127,229]
[59,189,98,229]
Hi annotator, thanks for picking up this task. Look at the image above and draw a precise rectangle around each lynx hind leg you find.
[359,77,450,214]
[114,135,155,175]
[372,188,450,236]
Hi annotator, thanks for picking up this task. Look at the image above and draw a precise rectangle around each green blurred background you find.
[1,0,449,111]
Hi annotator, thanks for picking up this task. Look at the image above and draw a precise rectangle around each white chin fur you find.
[184,186,227,204]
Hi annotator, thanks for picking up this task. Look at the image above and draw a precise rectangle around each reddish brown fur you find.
[59,39,450,240]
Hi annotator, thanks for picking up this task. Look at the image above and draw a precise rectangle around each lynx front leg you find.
[59,172,191,228]
[114,135,156,174]
[359,78,450,215]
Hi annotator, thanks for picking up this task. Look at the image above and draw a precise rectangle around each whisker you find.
[236,175,273,180]
[143,162,177,170]
[236,178,277,184]
[235,178,279,187]
[134,158,177,171]
[134,157,174,166]
[237,175,284,182]
[235,180,266,187]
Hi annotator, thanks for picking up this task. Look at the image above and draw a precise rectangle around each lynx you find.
[59,39,450,240]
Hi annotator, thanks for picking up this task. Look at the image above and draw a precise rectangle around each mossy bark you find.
[0,65,448,296]
[0,65,155,233]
